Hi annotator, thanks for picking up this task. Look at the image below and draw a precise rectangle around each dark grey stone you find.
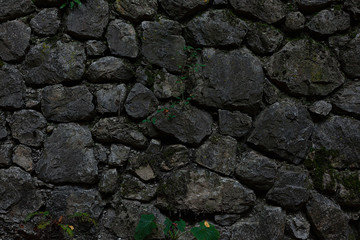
[64,0,109,39]
[339,34,360,78]
[263,79,280,105]
[35,123,98,184]
[246,23,284,54]
[214,214,240,226]
[153,70,184,99]
[219,110,252,138]
[185,9,247,47]
[0,111,7,140]
[108,144,130,167]
[119,174,157,202]
[86,56,134,83]
[235,151,278,191]
[25,88,42,109]
[248,100,314,164]
[331,81,360,118]
[285,212,311,240]
[10,110,47,147]
[125,83,158,119]
[296,0,332,13]
[98,168,118,194]
[158,0,209,20]
[86,40,107,57]
[309,100,332,117]
[106,19,139,58]
[345,0,360,21]
[95,84,127,114]
[213,0,228,5]
[160,144,190,171]
[114,0,158,22]
[0,65,25,109]
[41,85,94,122]
[265,39,345,97]
[12,145,33,172]
[229,0,287,24]
[0,141,12,167]
[0,20,31,62]
[30,8,60,36]
[93,143,108,163]
[284,11,306,32]
[0,0,35,21]
[22,41,86,85]
[141,19,186,73]
[306,10,351,36]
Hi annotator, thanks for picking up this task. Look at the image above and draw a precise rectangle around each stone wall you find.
[1,0,360,239]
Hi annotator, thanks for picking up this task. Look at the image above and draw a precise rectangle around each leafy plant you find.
[134,214,219,240]
[60,0,82,9]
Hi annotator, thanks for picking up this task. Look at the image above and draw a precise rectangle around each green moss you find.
[334,4,343,11]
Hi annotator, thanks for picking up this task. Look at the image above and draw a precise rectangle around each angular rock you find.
[312,115,360,168]
[12,145,33,172]
[265,39,345,97]
[92,117,148,149]
[185,9,247,47]
[296,0,332,13]
[0,111,7,140]
[98,169,118,194]
[193,48,264,112]
[22,41,86,85]
[157,168,256,214]
[160,144,190,171]
[266,165,311,209]
[0,20,31,62]
[108,144,130,167]
[25,88,42,109]
[153,70,184,99]
[10,110,47,147]
[64,0,109,39]
[195,134,237,175]
[306,10,350,36]
[86,40,107,57]
[158,0,209,20]
[30,8,60,36]
[306,191,350,240]
[41,85,94,122]
[141,19,186,73]
[284,11,306,32]
[248,100,314,164]
[345,0,360,21]
[263,79,281,105]
[152,105,212,146]
[134,164,156,181]
[214,214,241,227]
[246,23,284,54]
[331,81,360,118]
[309,100,332,117]
[285,212,311,240]
[114,0,157,22]
[0,65,25,109]
[119,174,157,202]
[106,19,139,58]
[0,141,12,167]
[235,151,277,191]
[35,123,98,184]
[125,83,158,119]
[0,0,35,21]
[86,56,134,83]
[93,143,108,163]
[95,84,127,114]
[229,0,287,24]
[339,34,360,78]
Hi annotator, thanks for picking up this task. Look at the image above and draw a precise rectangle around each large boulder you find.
[339,34,360,78]
[0,65,25,109]
[0,0,35,21]
[125,83,158,119]
[158,0,209,20]
[331,81,360,118]
[306,10,350,36]
[265,39,345,97]
[35,123,98,184]
[114,0,158,22]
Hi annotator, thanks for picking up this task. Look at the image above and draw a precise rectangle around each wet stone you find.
[0,0,35,22]
[158,0,209,20]
[98,168,118,194]
[108,144,130,167]
[246,23,284,54]
[119,174,157,202]
[125,83,158,119]
[86,40,107,57]
[0,141,12,167]
[12,145,33,172]
[95,84,127,114]
[114,0,158,22]
[30,8,60,36]
[309,100,332,117]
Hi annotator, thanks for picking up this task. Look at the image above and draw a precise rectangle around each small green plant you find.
[134,214,219,240]
[60,0,82,9]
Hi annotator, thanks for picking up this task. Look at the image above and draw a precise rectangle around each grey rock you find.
[285,212,311,239]
[328,33,353,49]
[0,111,7,140]
[195,134,237,175]
[218,110,252,138]
[266,165,311,209]
[35,123,98,184]
[331,81,360,117]
[296,0,332,12]
[92,117,148,149]
[41,85,94,122]
[85,40,107,57]
[284,11,306,32]
[185,9,247,47]
[135,66,154,87]
[263,79,280,105]
[334,170,360,206]
[10,110,47,147]
[193,48,264,112]
[22,41,86,85]
[158,0,209,20]
[312,115,360,168]
[93,143,108,163]
[345,0,360,21]
[108,144,130,167]
[246,23,284,54]
[0,167,44,222]
[125,83,158,119]
[160,144,190,171]
[235,151,278,191]
[0,20,31,62]
[152,105,212,146]
[106,19,139,58]
[229,0,287,24]
[215,214,241,226]
[306,191,350,240]
[306,10,351,36]
[309,100,332,117]
[119,174,157,201]
[95,84,127,114]
[114,0,157,22]
[265,39,345,97]
[98,169,118,194]
[25,88,42,109]
[339,34,360,78]
[0,0,35,21]
[157,168,256,214]
[141,19,186,73]
[30,8,60,36]
[153,70,184,99]
[12,145,33,172]
[214,0,228,5]
[64,0,109,39]
[248,100,314,164]
[0,141,12,167]
[0,65,25,109]
[86,56,134,83]
[133,163,156,181]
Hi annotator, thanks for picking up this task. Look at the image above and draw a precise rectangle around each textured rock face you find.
[307,10,351,35]
[0,111,7,140]
[159,0,209,20]
[218,110,252,138]
[0,0,35,21]
[339,34,360,78]
[246,23,284,54]
[0,65,25,109]
[125,83,158,119]
[115,0,158,21]
[119,174,158,201]
[284,11,306,32]
[30,8,60,36]
[331,81,360,118]
[296,0,332,12]
[95,84,126,114]
[35,123,98,184]
[345,0,360,20]
[265,39,345,97]
[0,141,12,167]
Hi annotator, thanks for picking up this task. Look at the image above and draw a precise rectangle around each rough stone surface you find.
[98,169,118,194]
[119,174,157,201]
[159,0,209,20]
[108,144,130,167]
[246,23,284,54]
[331,81,360,118]
[309,100,332,117]
[229,0,287,24]
[296,0,332,13]
[160,144,190,171]
[12,145,33,172]
[265,39,345,97]
[86,56,134,83]
[0,0,35,21]
[218,110,252,138]
[115,0,158,22]
[0,65,25,109]
[248,100,314,164]
[35,123,98,184]
[306,10,351,36]
[153,70,183,99]
[106,19,139,58]
[22,41,86,85]
[284,11,306,32]
[25,88,42,109]
[30,8,60,36]
[125,83,158,119]
[41,85,94,122]
[339,34,360,78]
[345,0,360,21]
[0,141,12,167]
[10,110,47,147]
[0,20,31,62]
[185,9,247,47]
[95,84,127,114]
[64,0,109,39]
[86,40,107,57]
[0,111,7,140]
[285,212,311,240]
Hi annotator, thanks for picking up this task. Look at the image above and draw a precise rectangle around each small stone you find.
[214,214,241,226]
[25,88,42,109]
[219,110,252,138]
[246,23,283,54]
[99,169,118,194]
[95,84,127,114]
[30,8,60,36]
[114,0,158,22]
[108,144,130,167]
[285,212,311,240]
[134,164,156,181]
[125,83,158,119]
[158,0,209,20]
[86,40,107,57]
[309,100,332,117]
[153,70,183,99]
[12,145,33,172]
[284,11,306,32]
[120,174,157,201]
